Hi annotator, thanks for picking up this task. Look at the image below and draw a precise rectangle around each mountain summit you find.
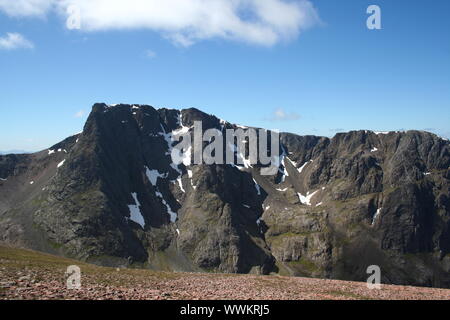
[1,103,450,288]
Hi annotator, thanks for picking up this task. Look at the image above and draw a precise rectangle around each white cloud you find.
[267,108,301,121]
[0,0,320,47]
[145,49,157,59]
[0,32,34,50]
[0,0,54,17]
[74,110,85,118]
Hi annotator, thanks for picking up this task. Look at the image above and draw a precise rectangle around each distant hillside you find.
[0,150,30,155]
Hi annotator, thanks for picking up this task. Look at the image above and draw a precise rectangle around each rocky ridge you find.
[1,103,450,288]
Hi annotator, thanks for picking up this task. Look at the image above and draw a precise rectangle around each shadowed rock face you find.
[1,103,450,288]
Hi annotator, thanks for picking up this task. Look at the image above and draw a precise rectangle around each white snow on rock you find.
[57,160,66,168]
[187,169,197,189]
[276,188,288,192]
[173,112,190,136]
[0,178,6,181]
[316,202,323,207]
[145,166,167,186]
[297,160,313,174]
[48,150,55,155]
[30,181,34,185]
[158,111,193,172]
[128,193,145,228]
[243,204,250,209]
[424,172,431,176]
[155,191,177,223]
[278,147,289,182]
[287,157,314,175]
[371,147,378,152]
[177,177,185,193]
[372,208,382,225]
[182,146,192,167]
[265,206,271,210]
[286,157,297,167]
[298,190,318,206]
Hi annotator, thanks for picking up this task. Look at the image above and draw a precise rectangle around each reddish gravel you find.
[1,246,449,300]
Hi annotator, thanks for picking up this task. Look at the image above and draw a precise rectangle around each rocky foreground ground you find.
[0,246,449,300]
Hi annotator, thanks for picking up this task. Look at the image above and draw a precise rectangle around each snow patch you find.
[187,170,197,189]
[158,112,193,172]
[128,193,145,228]
[145,167,167,186]
[298,190,318,206]
[155,191,177,223]
[177,177,185,193]
[372,208,381,225]
[57,160,65,168]
[278,146,289,182]
[297,160,313,174]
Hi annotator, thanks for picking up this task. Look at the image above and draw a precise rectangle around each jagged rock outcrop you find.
[1,103,449,288]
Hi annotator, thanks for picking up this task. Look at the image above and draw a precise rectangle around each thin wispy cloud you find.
[0,32,34,50]
[0,0,321,47]
[266,108,301,122]
[0,0,53,17]
[74,110,85,118]
[145,49,157,59]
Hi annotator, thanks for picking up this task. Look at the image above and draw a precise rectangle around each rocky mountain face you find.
[1,103,450,288]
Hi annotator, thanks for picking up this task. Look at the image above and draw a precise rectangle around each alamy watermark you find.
[171,121,280,176]
[367,5,382,30]
[366,265,381,290]
[66,4,382,32]
[66,5,81,30]
[66,265,81,290]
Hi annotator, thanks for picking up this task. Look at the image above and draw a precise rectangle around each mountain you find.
[0,150,31,155]
[1,103,449,288]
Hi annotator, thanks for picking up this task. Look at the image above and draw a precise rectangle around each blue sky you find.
[1,0,449,152]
